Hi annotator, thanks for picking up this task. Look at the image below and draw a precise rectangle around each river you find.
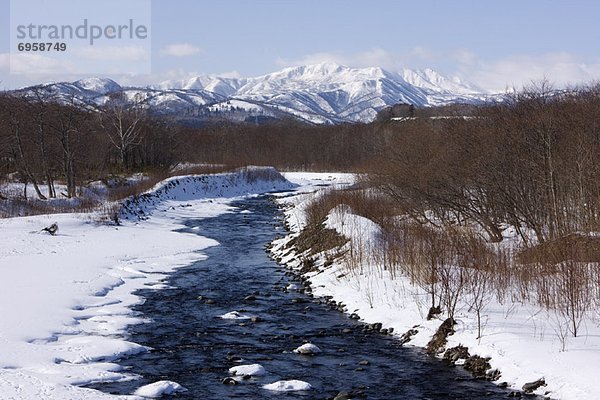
[90,195,522,399]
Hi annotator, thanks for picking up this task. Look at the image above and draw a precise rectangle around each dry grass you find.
[241,166,287,184]
[303,186,399,227]
[291,219,348,257]
[0,197,100,218]
[518,233,600,264]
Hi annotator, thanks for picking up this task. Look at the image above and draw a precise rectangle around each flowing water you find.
[91,196,523,399]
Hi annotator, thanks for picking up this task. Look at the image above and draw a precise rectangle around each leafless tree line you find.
[1,90,388,201]
[371,82,600,244]
[0,91,182,199]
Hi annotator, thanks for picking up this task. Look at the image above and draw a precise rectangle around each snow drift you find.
[120,166,296,220]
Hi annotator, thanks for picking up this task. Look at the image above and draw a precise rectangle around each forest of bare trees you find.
[370,82,600,244]
[0,92,203,199]
[0,91,382,202]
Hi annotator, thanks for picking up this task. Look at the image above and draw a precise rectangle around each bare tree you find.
[29,88,57,198]
[101,91,144,169]
[0,95,47,199]
[47,97,86,198]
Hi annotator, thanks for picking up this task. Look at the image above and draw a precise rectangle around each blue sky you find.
[1,0,599,91]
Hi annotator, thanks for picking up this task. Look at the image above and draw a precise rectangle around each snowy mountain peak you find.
[401,68,486,95]
[180,76,209,90]
[273,62,388,81]
[73,78,122,94]
[155,75,246,98]
[278,62,346,78]
[302,62,346,75]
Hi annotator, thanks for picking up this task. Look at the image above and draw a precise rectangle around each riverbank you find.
[271,176,600,400]
[0,167,297,399]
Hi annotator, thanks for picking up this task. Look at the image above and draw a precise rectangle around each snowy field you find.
[0,168,344,399]
[271,182,600,400]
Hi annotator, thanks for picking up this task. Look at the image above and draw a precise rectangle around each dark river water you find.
[90,196,522,399]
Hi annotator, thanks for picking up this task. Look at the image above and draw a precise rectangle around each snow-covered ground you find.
[10,169,590,399]
[271,177,600,400]
[0,167,306,399]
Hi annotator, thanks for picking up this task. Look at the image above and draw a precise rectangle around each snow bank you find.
[229,364,266,376]
[272,183,600,400]
[272,172,355,232]
[133,380,187,397]
[262,380,312,392]
[120,166,296,219]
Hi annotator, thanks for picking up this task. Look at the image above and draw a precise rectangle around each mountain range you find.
[12,63,494,124]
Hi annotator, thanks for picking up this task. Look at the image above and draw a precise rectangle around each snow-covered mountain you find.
[12,63,493,124]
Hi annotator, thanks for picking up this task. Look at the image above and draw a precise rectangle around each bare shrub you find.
[105,170,169,202]
[94,202,121,225]
[456,231,500,339]
[467,266,492,340]
[517,234,598,338]
[0,196,100,217]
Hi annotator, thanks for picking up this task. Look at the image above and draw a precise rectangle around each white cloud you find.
[160,43,201,57]
[276,46,442,72]
[4,53,76,75]
[0,58,179,89]
[0,53,9,68]
[455,52,600,92]
[354,48,397,68]
[410,46,436,62]
[451,48,478,65]
[277,48,394,70]
[0,46,150,84]
[216,70,241,79]
[275,51,347,67]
